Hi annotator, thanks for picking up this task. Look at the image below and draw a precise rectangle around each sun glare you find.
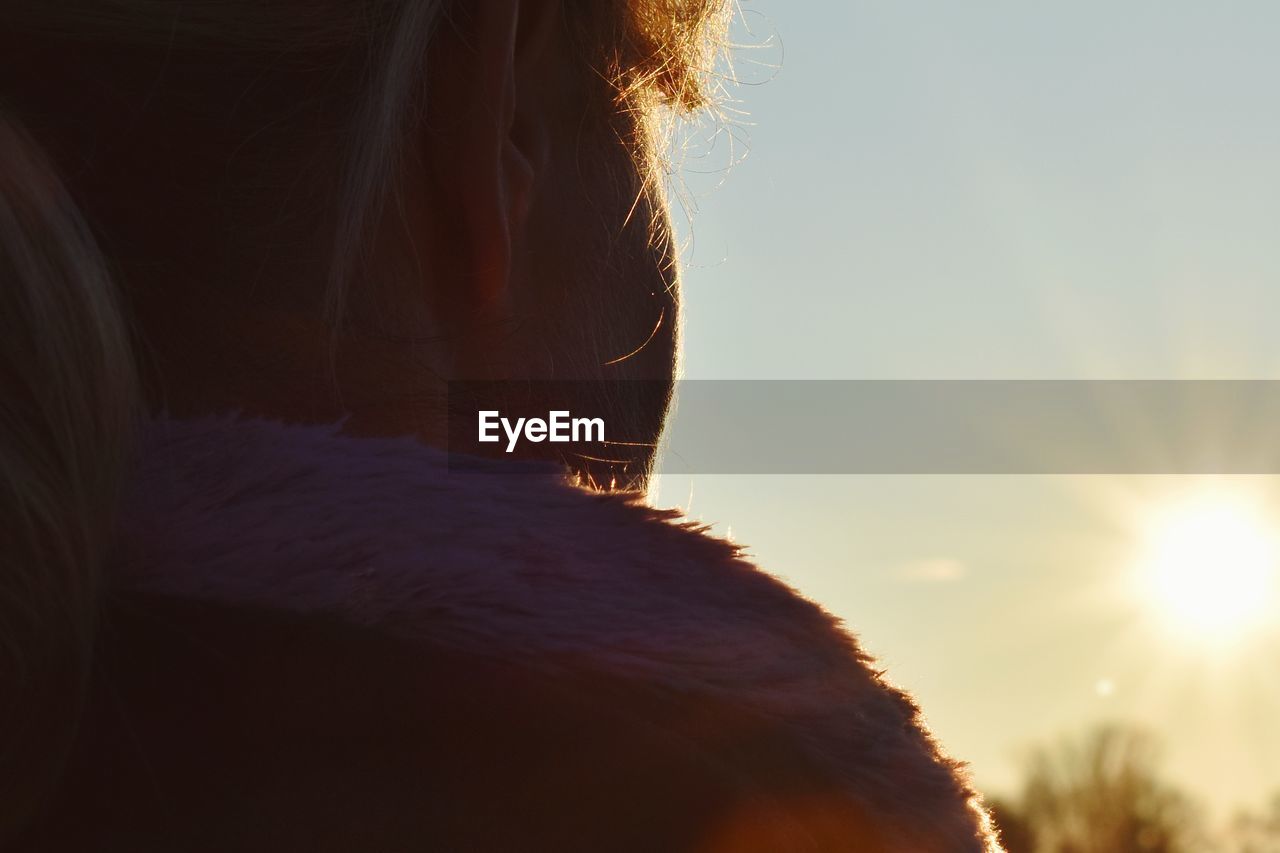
[1135,490,1279,645]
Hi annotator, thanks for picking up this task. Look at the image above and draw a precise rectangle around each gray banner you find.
[657,380,1280,474]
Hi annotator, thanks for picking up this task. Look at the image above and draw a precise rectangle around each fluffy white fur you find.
[113,416,1002,851]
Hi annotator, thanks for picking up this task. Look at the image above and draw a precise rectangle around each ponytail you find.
[0,112,137,840]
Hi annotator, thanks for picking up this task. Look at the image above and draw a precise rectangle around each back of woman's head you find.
[0,0,727,838]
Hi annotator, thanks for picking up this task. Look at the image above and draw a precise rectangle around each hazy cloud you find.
[895,558,967,583]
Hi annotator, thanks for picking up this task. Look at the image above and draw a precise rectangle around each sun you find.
[1134,489,1279,644]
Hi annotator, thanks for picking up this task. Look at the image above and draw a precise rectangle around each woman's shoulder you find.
[95,415,996,851]
[35,593,873,851]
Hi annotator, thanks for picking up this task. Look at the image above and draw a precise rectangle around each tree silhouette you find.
[992,724,1206,853]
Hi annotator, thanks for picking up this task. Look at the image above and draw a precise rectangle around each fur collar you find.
[113,416,1000,851]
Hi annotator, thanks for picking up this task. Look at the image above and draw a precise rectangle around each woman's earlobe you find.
[418,0,522,308]
[429,0,558,309]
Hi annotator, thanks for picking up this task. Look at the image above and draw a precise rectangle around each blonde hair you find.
[0,0,727,836]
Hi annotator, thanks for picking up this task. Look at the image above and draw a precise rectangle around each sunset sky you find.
[657,0,1280,816]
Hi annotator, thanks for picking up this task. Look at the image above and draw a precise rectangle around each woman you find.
[0,1,1001,850]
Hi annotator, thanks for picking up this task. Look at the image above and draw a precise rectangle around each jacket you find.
[23,415,1001,852]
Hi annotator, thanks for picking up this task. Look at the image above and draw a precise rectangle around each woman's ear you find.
[425,0,559,310]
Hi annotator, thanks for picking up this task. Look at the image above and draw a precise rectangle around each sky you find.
[655,1,1280,815]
